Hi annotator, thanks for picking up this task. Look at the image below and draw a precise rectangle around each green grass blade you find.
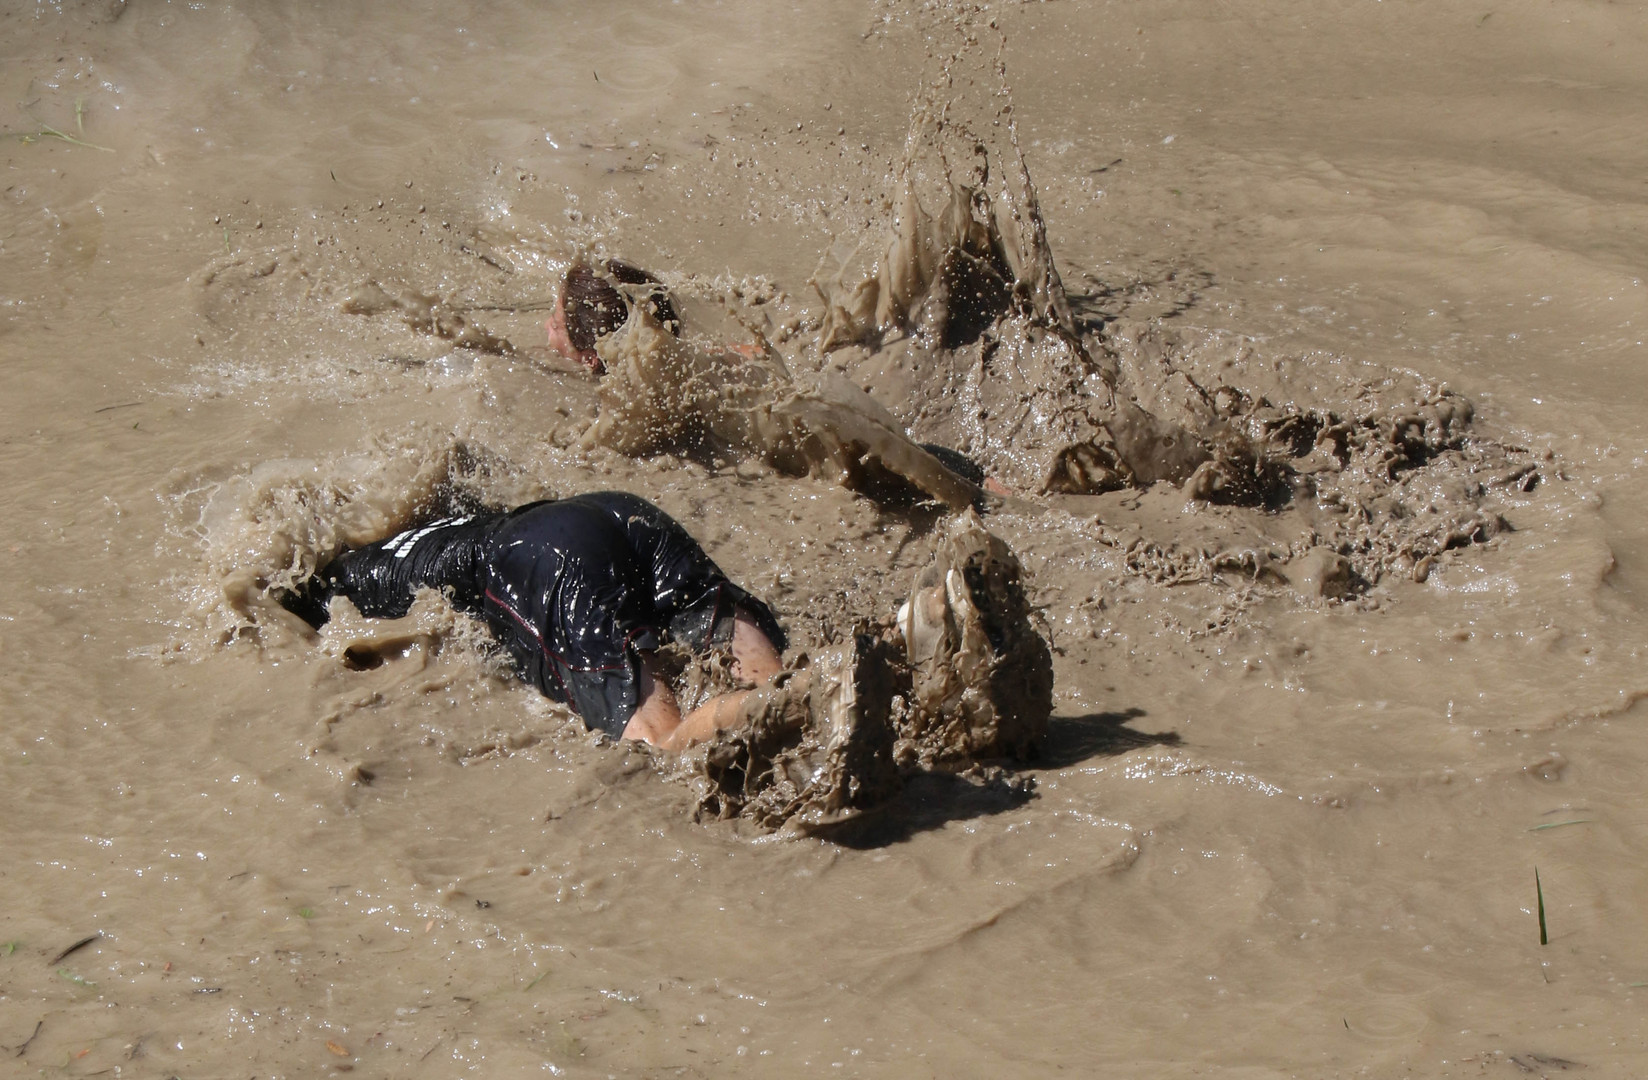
[1536,867,1549,946]
[13,120,116,152]
[1529,819,1592,832]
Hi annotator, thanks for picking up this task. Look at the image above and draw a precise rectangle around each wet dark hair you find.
[562,259,681,352]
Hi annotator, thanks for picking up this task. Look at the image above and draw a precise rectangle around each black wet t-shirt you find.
[315,492,784,737]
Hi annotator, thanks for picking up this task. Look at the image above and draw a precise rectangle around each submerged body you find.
[547,259,1004,509]
[289,492,784,745]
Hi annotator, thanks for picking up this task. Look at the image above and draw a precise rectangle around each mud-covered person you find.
[282,492,785,750]
[545,259,688,375]
[543,258,1008,501]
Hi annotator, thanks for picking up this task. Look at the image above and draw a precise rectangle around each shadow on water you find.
[821,769,1037,849]
[820,708,1180,849]
[1035,708,1182,770]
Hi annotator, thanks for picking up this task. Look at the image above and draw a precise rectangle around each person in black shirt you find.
[285,492,784,750]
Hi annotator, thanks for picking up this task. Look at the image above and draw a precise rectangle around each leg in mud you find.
[691,632,904,834]
[773,390,989,511]
[894,509,1053,767]
[281,512,505,628]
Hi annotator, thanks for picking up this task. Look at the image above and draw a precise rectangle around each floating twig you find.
[48,934,100,966]
[14,1019,43,1057]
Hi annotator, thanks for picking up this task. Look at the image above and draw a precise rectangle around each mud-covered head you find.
[550,259,681,373]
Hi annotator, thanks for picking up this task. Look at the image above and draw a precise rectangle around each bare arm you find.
[621,662,752,752]
[621,613,783,750]
[618,655,684,746]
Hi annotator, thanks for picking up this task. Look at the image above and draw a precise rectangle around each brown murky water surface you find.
[4,1,1648,1075]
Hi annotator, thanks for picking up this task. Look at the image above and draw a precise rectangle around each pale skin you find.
[619,611,784,751]
[544,294,602,372]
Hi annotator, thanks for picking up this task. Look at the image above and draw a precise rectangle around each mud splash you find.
[565,41,1540,616]
[166,436,547,650]
[809,53,1539,598]
[170,41,1547,799]
[690,633,904,834]
[585,287,986,509]
[688,510,1052,833]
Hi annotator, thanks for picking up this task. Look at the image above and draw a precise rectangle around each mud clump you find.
[690,512,1053,833]
[692,633,904,835]
[897,509,1053,767]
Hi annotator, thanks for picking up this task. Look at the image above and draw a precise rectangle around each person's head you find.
[546,259,680,373]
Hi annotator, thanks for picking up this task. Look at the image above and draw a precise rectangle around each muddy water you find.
[4,1,1648,1075]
